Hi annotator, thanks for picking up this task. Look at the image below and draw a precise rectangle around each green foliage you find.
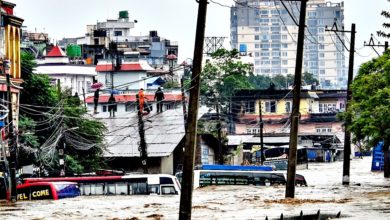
[19,52,107,174]
[163,79,180,89]
[303,72,319,85]
[201,48,253,111]
[346,50,390,149]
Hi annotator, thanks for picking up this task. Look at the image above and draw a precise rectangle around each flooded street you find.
[1,157,390,220]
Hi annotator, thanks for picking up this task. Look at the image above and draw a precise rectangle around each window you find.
[114,31,122,36]
[282,60,288,65]
[255,35,260,40]
[244,101,255,113]
[319,45,324,50]
[247,128,260,134]
[282,44,288,48]
[281,35,287,40]
[316,127,332,133]
[281,52,288,57]
[265,101,276,113]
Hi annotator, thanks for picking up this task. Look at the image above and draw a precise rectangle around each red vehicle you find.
[17,182,80,200]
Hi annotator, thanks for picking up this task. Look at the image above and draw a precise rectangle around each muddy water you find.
[1,157,390,220]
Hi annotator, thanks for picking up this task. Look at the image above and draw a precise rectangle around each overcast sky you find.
[10,0,390,67]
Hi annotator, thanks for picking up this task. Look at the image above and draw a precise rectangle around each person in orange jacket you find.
[138,88,148,113]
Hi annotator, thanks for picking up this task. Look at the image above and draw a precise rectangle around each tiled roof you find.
[96,64,144,72]
[46,46,67,57]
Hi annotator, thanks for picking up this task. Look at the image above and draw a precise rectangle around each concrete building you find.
[231,88,346,138]
[231,0,347,89]
[35,46,97,95]
[58,11,179,68]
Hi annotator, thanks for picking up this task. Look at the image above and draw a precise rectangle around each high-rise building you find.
[231,0,347,89]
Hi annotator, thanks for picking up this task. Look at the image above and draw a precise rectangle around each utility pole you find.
[57,79,61,99]
[259,101,265,165]
[180,78,188,126]
[58,136,65,176]
[285,0,307,199]
[179,0,208,219]
[5,61,17,202]
[136,94,148,174]
[326,22,356,185]
[216,99,223,164]
[364,34,388,55]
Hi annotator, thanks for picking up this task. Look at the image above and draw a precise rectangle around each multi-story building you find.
[231,0,347,89]
[34,46,96,96]
[231,87,346,136]
[58,11,179,68]
[0,0,23,161]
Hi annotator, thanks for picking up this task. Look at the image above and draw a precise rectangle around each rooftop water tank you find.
[66,45,81,58]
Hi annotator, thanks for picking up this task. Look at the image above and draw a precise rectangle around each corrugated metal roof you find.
[98,109,185,157]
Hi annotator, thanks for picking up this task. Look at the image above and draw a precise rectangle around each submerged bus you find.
[17,182,80,200]
[176,168,307,189]
[23,174,181,196]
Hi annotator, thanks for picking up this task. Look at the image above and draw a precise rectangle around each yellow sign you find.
[32,189,49,197]
[17,193,29,200]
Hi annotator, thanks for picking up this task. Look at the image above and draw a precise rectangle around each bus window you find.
[199,171,214,187]
[106,184,116,195]
[215,172,236,185]
[116,183,128,195]
[160,177,174,184]
[235,173,252,185]
[130,182,148,195]
[148,184,160,195]
[161,186,177,195]
[94,184,104,195]
[81,184,89,195]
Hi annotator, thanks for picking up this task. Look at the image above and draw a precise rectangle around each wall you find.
[161,154,174,174]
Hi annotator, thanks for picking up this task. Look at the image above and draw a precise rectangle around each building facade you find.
[35,46,96,96]
[232,88,346,136]
[231,0,347,89]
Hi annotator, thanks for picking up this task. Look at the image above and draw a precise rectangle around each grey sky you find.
[11,0,389,67]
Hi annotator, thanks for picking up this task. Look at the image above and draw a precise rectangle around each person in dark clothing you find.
[154,87,165,113]
[93,89,100,114]
[108,93,116,117]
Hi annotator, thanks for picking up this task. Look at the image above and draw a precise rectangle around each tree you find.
[200,49,253,162]
[19,52,107,175]
[377,10,390,38]
[201,48,253,110]
[345,50,390,177]
[302,72,319,86]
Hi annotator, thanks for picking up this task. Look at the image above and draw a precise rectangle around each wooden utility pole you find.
[6,70,17,202]
[180,78,188,126]
[285,0,307,198]
[57,79,61,99]
[326,23,356,185]
[216,100,223,164]
[364,34,388,55]
[136,94,148,174]
[259,101,265,165]
[178,0,208,219]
